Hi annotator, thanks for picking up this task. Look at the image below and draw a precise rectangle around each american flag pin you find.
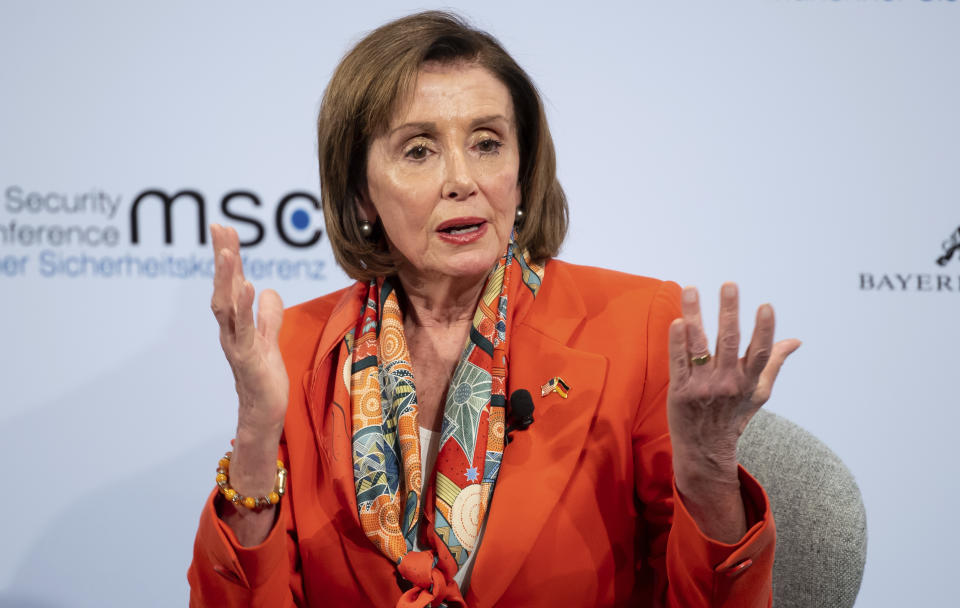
[540,376,570,399]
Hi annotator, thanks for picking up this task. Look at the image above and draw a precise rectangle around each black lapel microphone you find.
[505,389,535,444]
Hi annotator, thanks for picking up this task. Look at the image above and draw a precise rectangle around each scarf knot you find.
[397,551,457,607]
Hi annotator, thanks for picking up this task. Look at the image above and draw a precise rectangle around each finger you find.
[223,226,245,280]
[211,246,236,332]
[714,282,740,370]
[752,338,802,405]
[222,223,240,254]
[236,280,256,350]
[210,223,228,306]
[258,289,285,344]
[667,318,691,386]
[681,287,710,364]
[214,224,246,298]
[210,223,226,316]
[210,223,224,256]
[743,304,776,383]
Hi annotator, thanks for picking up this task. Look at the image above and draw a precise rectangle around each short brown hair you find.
[317,10,568,281]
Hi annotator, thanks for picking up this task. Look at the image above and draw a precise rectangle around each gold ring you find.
[690,353,711,366]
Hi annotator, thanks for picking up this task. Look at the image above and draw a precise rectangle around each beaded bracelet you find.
[215,451,287,510]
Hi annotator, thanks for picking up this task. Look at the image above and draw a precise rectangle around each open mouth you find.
[436,217,487,234]
[439,222,484,234]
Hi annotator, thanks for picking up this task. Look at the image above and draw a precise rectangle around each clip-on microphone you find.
[505,389,535,444]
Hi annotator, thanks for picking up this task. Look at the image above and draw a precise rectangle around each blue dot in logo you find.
[291,209,310,230]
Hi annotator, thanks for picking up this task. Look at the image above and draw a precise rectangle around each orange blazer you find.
[188,260,775,607]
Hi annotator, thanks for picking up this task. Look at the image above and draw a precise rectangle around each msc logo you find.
[129,189,322,248]
[936,225,960,266]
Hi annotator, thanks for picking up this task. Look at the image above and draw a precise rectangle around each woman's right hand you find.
[210,224,288,542]
[210,223,289,449]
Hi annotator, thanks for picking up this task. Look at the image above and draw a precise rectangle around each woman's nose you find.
[441,150,477,201]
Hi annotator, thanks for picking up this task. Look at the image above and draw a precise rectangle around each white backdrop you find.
[2,1,958,606]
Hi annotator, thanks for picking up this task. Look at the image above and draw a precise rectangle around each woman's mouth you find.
[441,223,482,234]
[436,218,488,244]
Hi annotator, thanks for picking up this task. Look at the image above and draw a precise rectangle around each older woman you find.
[189,11,799,608]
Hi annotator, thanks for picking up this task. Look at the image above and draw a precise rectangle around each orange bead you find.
[242,496,257,509]
[268,492,280,504]
[216,473,227,484]
[223,488,237,501]
[277,460,284,469]
[218,458,230,469]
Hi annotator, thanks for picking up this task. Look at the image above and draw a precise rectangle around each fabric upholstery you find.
[738,410,867,608]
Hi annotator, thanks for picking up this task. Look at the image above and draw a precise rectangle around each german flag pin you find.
[540,376,570,399]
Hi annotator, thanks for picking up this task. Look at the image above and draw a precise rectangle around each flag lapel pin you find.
[540,376,570,399]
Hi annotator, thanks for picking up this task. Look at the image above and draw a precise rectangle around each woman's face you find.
[361,62,521,284]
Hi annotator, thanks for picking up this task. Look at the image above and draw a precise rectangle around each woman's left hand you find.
[666,282,801,541]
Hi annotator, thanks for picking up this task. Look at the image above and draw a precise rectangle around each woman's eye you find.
[405,144,429,160]
[476,138,503,154]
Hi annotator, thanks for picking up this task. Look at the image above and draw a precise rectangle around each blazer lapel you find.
[304,283,402,604]
[467,262,609,608]
[304,282,363,482]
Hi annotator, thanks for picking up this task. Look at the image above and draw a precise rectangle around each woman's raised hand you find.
[666,283,801,541]
[210,224,289,446]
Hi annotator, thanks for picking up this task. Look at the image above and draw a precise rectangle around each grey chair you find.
[737,410,867,608]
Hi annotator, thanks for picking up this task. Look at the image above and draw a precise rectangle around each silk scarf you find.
[345,239,543,607]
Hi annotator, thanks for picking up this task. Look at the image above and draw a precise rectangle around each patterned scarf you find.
[345,239,543,608]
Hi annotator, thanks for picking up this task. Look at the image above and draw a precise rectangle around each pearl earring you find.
[359,220,373,238]
[515,207,525,224]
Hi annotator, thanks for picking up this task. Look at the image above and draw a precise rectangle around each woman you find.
[189,11,799,608]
